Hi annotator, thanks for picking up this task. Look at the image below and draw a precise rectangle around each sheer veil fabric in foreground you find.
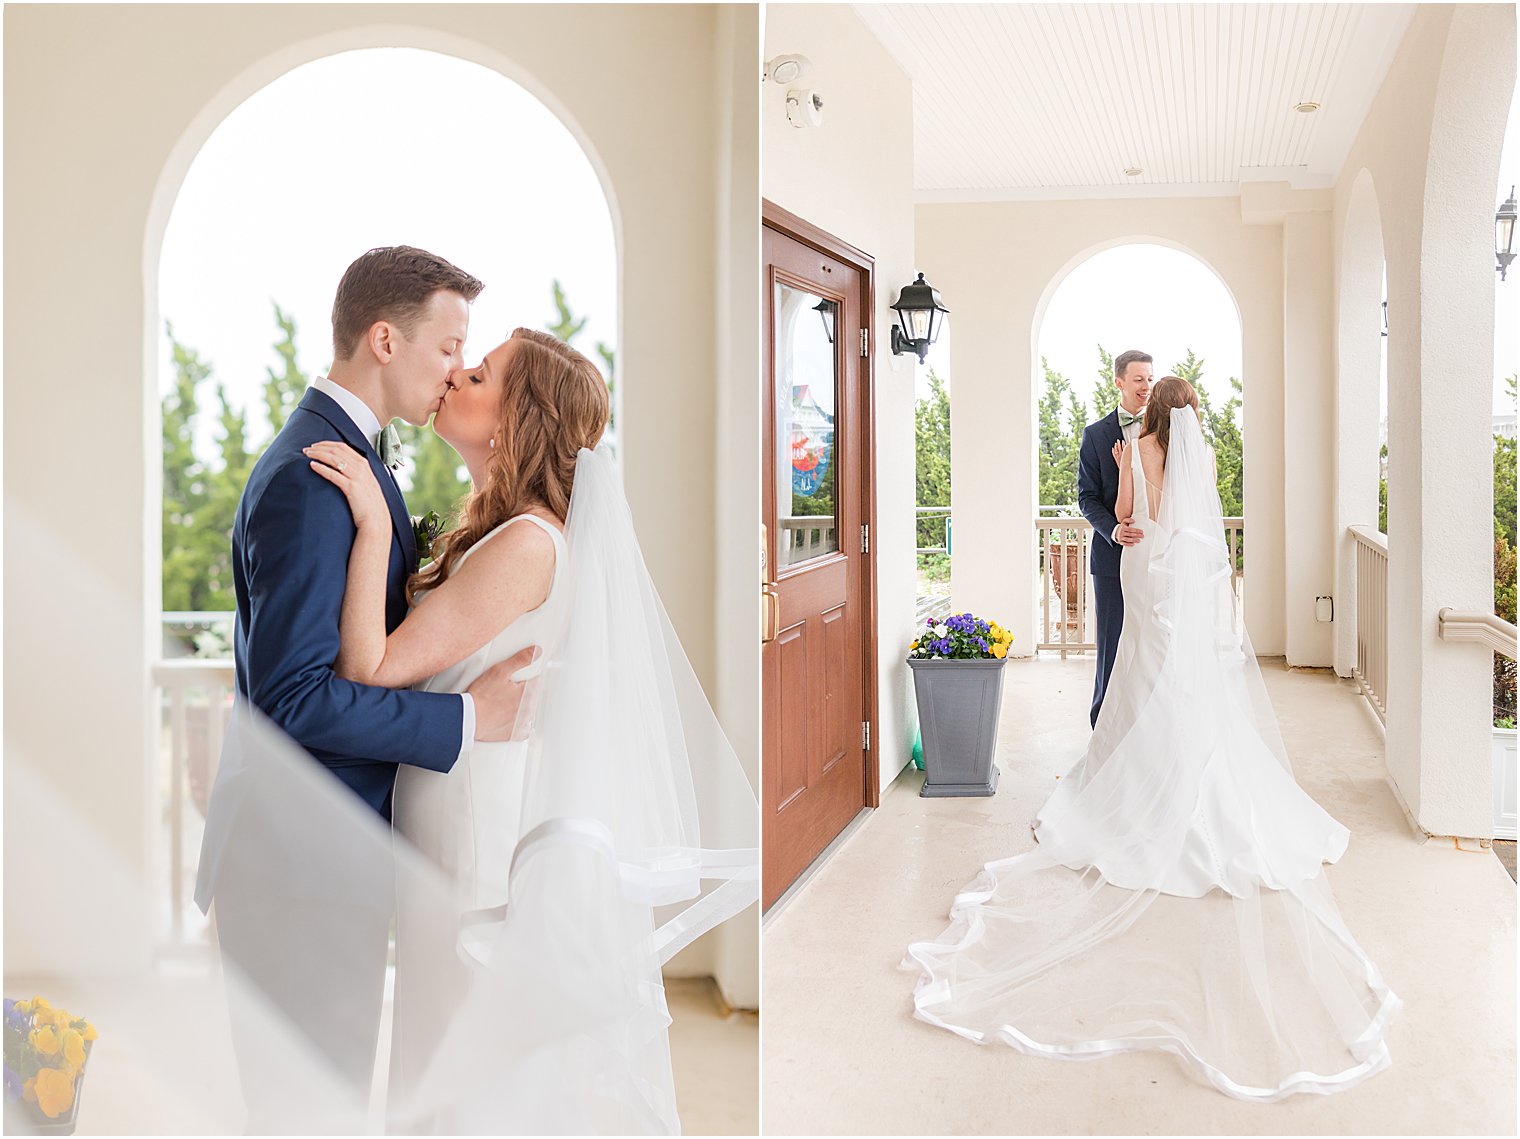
[9,445,757,1135]
[903,408,1400,1101]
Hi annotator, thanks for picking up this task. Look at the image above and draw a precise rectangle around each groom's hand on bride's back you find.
[468,646,542,741]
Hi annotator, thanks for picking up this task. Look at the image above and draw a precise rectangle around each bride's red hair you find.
[407,328,609,604]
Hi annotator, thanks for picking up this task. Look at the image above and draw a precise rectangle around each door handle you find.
[762,583,780,643]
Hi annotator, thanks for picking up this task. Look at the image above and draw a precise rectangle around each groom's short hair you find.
[1113,349,1153,381]
[332,246,484,361]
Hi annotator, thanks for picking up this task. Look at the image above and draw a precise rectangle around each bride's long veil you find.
[397,443,760,1133]
[904,408,1400,1101]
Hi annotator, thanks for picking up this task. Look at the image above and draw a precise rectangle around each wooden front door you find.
[762,204,876,909]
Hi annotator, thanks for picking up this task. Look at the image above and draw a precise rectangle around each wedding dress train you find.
[904,409,1400,1101]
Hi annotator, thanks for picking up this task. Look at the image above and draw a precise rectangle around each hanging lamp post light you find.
[1497,186,1517,281]
[812,297,837,345]
[889,273,949,364]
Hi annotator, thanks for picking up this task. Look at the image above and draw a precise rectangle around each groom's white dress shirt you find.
[1111,410,1143,546]
[312,377,475,758]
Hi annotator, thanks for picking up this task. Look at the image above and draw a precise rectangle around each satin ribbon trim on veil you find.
[456,816,759,968]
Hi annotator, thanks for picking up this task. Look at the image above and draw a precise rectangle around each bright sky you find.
[918,243,1245,413]
[159,48,616,463]
[1036,244,1243,413]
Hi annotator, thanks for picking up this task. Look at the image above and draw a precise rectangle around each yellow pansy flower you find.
[13,999,32,1016]
[32,1066,75,1119]
[30,996,51,1011]
[61,1028,87,1071]
[23,1076,37,1104]
[992,642,1008,659]
[30,1025,61,1057]
[80,1021,98,1042]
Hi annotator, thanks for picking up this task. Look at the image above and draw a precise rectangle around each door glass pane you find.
[774,281,839,567]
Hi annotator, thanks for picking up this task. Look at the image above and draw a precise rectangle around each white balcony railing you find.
[1036,516,1245,656]
[1350,525,1389,724]
[779,514,837,565]
[915,507,953,622]
[152,656,234,945]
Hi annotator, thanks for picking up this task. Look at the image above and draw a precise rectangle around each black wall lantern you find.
[1381,299,1388,338]
[889,272,949,363]
[812,297,837,345]
[1497,186,1516,282]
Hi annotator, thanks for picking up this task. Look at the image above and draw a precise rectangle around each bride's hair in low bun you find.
[407,327,609,604]
[1139,374,1199,462]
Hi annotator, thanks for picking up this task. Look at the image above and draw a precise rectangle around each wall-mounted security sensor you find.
[765,54,812,85]
[1315,596,1334,622]
[786,89,824,129]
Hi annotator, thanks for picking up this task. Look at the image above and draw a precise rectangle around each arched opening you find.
[151,43,617,944]
[1031,241,1244,654]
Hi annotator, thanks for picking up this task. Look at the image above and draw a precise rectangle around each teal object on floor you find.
[912,727,925,771]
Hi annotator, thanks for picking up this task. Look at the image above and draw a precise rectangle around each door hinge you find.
[860,523,870,554]
[860,327,869,357]
[861,720,871,751]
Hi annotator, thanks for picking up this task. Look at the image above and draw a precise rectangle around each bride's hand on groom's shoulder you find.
[304,442,388,534]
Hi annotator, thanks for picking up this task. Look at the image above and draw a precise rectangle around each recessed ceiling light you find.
[1294,101,1321,113]
[1124,167,1143,177]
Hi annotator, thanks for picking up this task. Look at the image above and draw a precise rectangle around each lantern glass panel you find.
[1499,213,1516,257]
[910,309,931,340]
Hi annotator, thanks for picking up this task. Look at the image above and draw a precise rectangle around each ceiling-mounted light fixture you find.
[1124,167,1143,177]
[1293,101,1321,113]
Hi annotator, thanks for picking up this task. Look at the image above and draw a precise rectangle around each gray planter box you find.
[907,656,1007,797]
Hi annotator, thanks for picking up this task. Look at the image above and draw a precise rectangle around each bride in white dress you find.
[306,328,757,1133]
[905,376,1400,1101]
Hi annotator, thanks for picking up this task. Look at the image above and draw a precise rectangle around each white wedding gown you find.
[905,410,1400,1101]
[377,451,758,1134]
[389,513,568,1130]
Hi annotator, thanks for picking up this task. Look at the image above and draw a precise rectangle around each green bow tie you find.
[377,423,403,470]
[1117,408,1141,428]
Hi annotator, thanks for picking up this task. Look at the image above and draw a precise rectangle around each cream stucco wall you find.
[1330,2,1515,837]
[3,4,760,998]
[762,4,920,792]
[916,198,1288,659]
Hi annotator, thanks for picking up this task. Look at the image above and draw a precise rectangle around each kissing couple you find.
[195,245,757,1134]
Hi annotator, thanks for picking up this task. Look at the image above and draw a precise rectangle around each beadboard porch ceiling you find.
[850,3,1417,200]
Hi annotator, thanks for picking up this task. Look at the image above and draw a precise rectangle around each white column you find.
[944,260,1033,652]
[1332,173,1385,678]
[1384,3,1514,838]
[1281,208,1337,666]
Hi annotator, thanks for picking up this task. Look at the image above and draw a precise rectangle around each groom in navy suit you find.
[195,247,536,1123]
[1077,349,1153,729]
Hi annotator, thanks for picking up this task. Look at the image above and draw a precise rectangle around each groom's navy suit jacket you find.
[194,388,461,913]
[1078,408,1127,578]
